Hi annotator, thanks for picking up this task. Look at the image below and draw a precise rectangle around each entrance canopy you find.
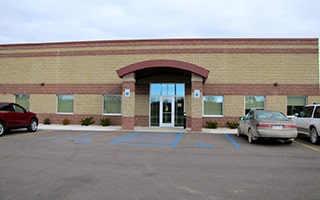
[116,59,209,81]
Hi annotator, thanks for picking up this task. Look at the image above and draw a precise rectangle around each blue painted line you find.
[171,132,184,147]
[224,134,240,149]
[109,132,141,145]
[52,131,98,143]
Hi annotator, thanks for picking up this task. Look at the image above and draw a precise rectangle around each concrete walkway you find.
[38,124,237,134]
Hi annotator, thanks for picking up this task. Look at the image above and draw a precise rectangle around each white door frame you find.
[160,96,175,127]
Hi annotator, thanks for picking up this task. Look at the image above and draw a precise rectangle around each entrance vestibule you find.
[150,84,185,127]
[117,59,209,131]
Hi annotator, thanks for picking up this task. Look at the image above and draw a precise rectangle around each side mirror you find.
[239,116,244,120]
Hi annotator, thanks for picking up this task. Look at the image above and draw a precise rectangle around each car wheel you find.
[310,127,320,144]
[0,122,4,136]
[28,119,38,132]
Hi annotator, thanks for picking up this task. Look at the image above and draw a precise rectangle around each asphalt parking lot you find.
[1,130,320,200]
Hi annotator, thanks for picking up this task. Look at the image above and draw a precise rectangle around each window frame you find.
[15,94,30,110]
[202,95,224,117]
[103,94,122,116]
[287,96,307,116]
[57,94,74,114]
[245,96,265,114]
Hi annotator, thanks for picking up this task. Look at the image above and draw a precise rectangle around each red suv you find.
[0,102,38,136]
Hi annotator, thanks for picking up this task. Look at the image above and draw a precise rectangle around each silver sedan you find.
[237,110,298,144]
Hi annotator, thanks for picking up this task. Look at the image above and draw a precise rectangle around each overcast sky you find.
[1,0,319,44]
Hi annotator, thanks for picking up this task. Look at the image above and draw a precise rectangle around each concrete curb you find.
[38,124,238,134]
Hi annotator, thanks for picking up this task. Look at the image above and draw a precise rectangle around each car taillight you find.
[257,123,273,128]
[283,125,297,129]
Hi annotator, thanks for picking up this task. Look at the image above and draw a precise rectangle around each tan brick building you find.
[0,38,319,131]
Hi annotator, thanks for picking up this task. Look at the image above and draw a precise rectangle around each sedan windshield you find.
[256,111,288,120]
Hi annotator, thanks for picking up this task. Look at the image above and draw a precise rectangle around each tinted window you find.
[314,107,320,118]
[302,106,314,118]
[256,111,288,120]
[12,104,25,112]
[0,104,11,111]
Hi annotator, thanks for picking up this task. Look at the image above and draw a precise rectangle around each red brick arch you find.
[116,59,209,80]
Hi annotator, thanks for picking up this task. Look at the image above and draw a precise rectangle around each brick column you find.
[121,73,135,130]
[191,73,203,132]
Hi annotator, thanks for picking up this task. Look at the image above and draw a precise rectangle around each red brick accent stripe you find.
[1,83,318,96]
[203,84,320,96]
[0,48,317,58]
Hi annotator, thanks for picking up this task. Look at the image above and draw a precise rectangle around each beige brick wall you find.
[224,96,245,117]
[199,54,319,85]
[74,94,102,115]
[122,92,135,116]
[0,94,14,102]
[266,96,287,113]
[191,91,202,118]
[1,41,318,86]
[308,96,320,104]
[30,94,56,113]
[1,56,123,84]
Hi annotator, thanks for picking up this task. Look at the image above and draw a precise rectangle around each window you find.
[12,104,25,112]
[57,94,74,114]
[245,96,265,114]
[203,96,223,116]
[287,96,307,116]
[300,106,314,118]
[103,95,121,115]
[314,107,320,118]
[15,94,30,109]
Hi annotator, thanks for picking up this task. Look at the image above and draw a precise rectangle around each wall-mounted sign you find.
[194,89,200,98]
[125,89,130,97]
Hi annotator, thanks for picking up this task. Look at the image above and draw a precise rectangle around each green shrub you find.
[80,116,95,126]
[43,118,51,125]
[206,120,218,129]
[62,118,70,125]
[100,118,111,126]
[227,121,239,129]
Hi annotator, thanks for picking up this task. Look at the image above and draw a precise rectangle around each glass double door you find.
[150,83,185,127]
[160,96,174,127]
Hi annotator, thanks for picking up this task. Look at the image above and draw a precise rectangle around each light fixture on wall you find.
[273,82,279,87]
[40,82,45,86]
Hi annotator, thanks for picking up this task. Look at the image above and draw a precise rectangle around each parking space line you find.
[109,132,141,145]
[52,131,99,142]
[224,134,240,149]
[172,132,184,147]
[293,141,320,151]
